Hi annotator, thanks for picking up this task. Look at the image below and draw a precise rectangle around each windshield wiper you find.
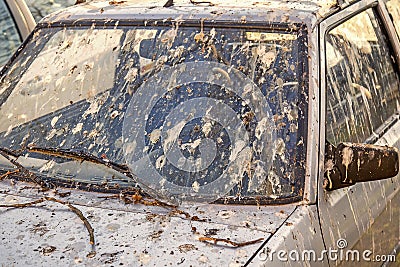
[27,146,134,179]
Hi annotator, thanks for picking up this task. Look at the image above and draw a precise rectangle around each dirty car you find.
[0,0,399,266]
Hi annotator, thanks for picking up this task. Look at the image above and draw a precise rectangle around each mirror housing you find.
[324,142,399,191]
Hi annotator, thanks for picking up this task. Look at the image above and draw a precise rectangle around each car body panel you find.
[246,205,328,266]
[0,181,296,266]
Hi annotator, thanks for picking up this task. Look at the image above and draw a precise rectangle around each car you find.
[0,0,399,266]
[0,0,35,67]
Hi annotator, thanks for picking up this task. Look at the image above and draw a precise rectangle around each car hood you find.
[0,180,297,266]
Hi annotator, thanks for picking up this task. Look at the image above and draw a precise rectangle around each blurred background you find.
[25,0,76,22]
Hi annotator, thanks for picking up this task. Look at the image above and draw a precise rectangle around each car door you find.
[318,0,400,266]
[0,0,35,67]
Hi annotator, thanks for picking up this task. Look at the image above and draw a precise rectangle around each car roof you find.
[42,0,359,27]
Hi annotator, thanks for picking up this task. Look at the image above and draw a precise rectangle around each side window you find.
[326,9,400,145]
[386,0,400,39]
[0,0,22,66]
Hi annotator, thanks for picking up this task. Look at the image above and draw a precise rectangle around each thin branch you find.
[27,146,133,179]
[0,170,20,180]
[198,236,264,247]
[44,197,95,247]
[0,149,49,190]
[0,198,45,208]
[0,196,96,257]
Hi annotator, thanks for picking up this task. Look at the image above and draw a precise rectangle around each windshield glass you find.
[0,22,307,204]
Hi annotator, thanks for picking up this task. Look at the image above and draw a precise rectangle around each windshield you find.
[0,21,307,204]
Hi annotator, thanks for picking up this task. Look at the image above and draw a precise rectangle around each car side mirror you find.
[323,142,399,191]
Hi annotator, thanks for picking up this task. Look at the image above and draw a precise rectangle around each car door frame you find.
[318,0,400,265]
[4,0,35,39]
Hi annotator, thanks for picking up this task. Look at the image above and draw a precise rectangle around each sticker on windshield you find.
[122,61,277,204]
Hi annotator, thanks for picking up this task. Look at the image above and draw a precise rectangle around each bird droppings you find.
[138,253,152,264]
[217,210,235,219]
[178,244,197,253]
[197,254,209,263]
[40,246,56,256]
[72,123,83,134]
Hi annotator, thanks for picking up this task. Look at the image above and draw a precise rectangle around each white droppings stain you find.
[110,110,119,119]
[55,76,64,88]
[192,181,200,192]
[51,115,61,127]
[181,139,201,151]
[287,108,298,121]
[352,83,372,99]
[255,117,270,140]
[138,253,151,265]
[155,155,166,170]
[212,67,231,84]
[243,83,253,96]
[45,129,57,141]
[106,223,120,232]
[276,77,284,88]
[39,160,56,172]
[159,178,166,187]
[259,50,277,69]
[4,125,13,137]
[198,254,209,264]
[83,101,100,117]
[275,138,285,155]
[230,140,246,162]
[275,211,287,218]
[5,196,18,203]
[149,128,161,144]
[236,249,248,257]
[218,210,235,219]
[202,121,213,137]
[60,139,66,147]
[342,146,354,182]
[164,121,186,151]
[75,72,85,82]
[72,123,83,134]
[124,68,138,82]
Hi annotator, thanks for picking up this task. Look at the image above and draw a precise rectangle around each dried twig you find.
[0,198,45,208]
[44,197,95,246]
[27,146,133,179]
[0,196,96,257]
[169,209,191,219]
[0,149,49,190]
[98,192,176,208]
[198,236,264,247]
[169,209,207,222]
[0,170,20,180]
